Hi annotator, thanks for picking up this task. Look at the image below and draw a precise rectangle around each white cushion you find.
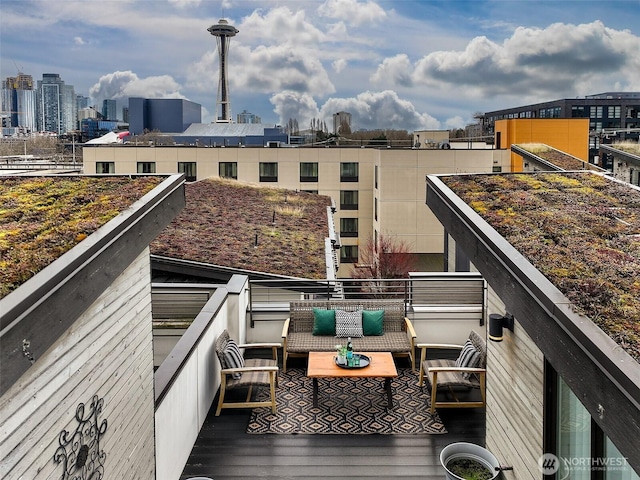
[334,309,363,338]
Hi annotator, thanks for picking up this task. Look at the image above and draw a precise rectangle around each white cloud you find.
[239,6,326,47]
[332,58,348,73]
[370,54,413,87]
[270,91,320,128]
[444,116,467,129]
[187,42,335,98]
[317,0,387,27]
[408,21,640,98]
[89,71,185,104]
[168,0,201,7]
[318,90,440,131]
[74,36,85,45]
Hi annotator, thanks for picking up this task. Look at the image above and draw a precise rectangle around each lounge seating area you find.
[186,349,486,479]
[418,330,487,413]
[214,329,280,416]
[281,299,417,372]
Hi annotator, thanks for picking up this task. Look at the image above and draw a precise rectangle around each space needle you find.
[208,18,239,123]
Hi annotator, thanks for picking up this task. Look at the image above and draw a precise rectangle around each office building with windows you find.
[83,144,511,276]
[236,109,261,124]
[102,99,117,121]
[483,92,640,164]
[36,73,76,134]
[2,73,37,133]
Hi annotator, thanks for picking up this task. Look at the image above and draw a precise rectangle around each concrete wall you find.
[485,286,544,480]
[0,249,156,479]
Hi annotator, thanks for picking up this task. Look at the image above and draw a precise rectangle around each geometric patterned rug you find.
[247,368,447,434]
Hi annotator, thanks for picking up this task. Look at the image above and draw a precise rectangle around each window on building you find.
[375,165,379,189]
[178,162,197,182]
[340,162,359,182]
[219,162,238,179]
[340,218,358,237]
[340,245,358,264]
[374,197,378,221]
[340,190,358,210]
[137,162,156,174]
[591,106,604,119]
[300,162,318,182]
[572,106,589,118]
[96,162,115,174]
[546,366,639,480]
[607,106,621,118]
[259,162,278,182]
[540,107,561,118]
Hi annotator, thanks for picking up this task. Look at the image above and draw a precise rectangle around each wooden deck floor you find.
[180,357,485,480]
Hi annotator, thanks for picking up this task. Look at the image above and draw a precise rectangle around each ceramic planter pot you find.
[440,442,501,480]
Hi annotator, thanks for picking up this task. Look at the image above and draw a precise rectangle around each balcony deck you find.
[179,356,485,480]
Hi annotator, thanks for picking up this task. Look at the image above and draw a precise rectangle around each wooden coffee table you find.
[307,351,398,409]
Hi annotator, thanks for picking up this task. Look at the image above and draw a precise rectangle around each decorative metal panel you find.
[53,395,108,480]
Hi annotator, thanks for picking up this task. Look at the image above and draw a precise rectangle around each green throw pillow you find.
[362,310,384,336]
[312,308,335,336]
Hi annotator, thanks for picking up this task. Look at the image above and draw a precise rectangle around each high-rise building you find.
[2,73,37,132]
[236,109,261,124]
[37,73,76,134]
[333,111,352,134]
[208,18,238,123]
[76,95,90,110]
[102,99,117,121]
[4,73,34,90]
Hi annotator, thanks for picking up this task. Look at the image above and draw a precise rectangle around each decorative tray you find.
[334,354,371,369]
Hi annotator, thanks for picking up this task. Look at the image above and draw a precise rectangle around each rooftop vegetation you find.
[610,142,640,156]
[518,143,595,170]
[442,172,640,362]
[0,176,164,299]
[151,178,332,279]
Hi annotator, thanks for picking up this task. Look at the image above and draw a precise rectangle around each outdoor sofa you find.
[281,299,416,372]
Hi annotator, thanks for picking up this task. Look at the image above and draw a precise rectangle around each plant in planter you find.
[440,442,501,480]
[447,458,494,480]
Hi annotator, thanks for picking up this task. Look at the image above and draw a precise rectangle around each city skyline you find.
[1,0,639,131]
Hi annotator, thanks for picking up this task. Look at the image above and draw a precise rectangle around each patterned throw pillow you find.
[455,339,481,380]
[335,309,363,338]
[222,339,245,379]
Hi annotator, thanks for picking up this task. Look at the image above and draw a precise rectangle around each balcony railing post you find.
[249,281,254,328]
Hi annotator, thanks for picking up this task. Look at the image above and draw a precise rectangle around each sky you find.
[2,0,640,131]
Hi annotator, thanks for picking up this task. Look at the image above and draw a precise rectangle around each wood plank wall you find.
[0,249,156,480]
[485,286,544,480]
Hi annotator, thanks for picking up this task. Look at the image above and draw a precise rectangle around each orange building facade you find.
[495,118,590,171]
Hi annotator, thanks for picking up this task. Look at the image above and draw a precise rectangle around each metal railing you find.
[248,273,486,327]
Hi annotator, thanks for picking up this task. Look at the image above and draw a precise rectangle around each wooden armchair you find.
[214,330,280,416]
[417,330,487,414]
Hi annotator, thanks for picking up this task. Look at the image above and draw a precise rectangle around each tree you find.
[338,119,351,135]
[351,233,417,298]
[351,233,417,279]
[285,118,299,135]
